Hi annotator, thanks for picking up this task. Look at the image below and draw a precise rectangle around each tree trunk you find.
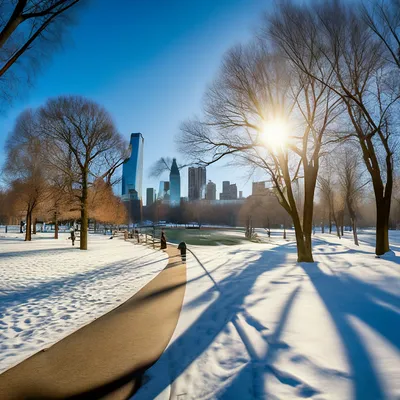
[32,216,37,234]
[352,217,359,246]
[54,211,59,240]
[329,211,332,234]
[376,197,390,255]
[25,211,32,241]
[292,217,314,262]
[333,212,341,239]
[346,198,358,246]
[302,172,316,262]
[80,172,89,250]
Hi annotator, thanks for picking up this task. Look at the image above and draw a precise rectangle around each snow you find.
[135,230,400,400]
[0,233,167,374]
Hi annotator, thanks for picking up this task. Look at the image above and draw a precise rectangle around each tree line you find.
[1,96,127,249]
[179,0,400,262]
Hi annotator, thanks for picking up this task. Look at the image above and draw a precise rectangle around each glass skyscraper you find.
[122,133,144,201]
[169,158,181,207]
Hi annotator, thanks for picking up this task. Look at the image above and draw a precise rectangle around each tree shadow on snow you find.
[136,241,399,400]
[301,262,400,400]
[135,243,308,399]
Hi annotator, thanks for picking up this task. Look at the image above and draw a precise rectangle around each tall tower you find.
[146,188,155,206]
[122,133,144,201]
[169,158,181,207]
[188,166,206,201]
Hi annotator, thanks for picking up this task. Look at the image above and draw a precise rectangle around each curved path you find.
[0,246,186,400]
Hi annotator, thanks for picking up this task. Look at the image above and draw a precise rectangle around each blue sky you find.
[0,0,272,202]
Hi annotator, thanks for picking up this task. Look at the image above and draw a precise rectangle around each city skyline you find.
[145,171,252,206]
[0,0,269,199]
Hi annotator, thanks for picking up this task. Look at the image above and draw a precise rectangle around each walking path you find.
[0,246,186,400]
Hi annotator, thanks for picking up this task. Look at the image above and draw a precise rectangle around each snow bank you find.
[0,233,167,374]
[136,231,400,400]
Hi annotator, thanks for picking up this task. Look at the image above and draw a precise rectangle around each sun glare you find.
[261,119,289,151]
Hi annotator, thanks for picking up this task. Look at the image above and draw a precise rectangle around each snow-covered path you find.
[0,233,167,374]
[136,232,400,400]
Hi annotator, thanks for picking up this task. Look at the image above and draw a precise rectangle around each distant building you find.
[252,181,268,196]
[239,191,243,199]
[146,188,155,206]
[230,184,238,200]
[122,133,144,201]
[220,181,238,200]
[220,181,230,200]
[169,158,181,207]
[188,166,206,201]
[206,180,216,200]
[158,181,170,201]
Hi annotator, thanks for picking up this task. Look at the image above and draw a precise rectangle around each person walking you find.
[70,227,76,246]
[160,230,167,249]
[178,242,187,262]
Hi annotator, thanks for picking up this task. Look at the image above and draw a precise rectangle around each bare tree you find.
[3,109,47,240]
[90,180,127,229]
[318,165,339,237]
[39,96,126,250]
[337,146,368,245]
[180,42,340,262]
[362,0,400,69]
[268,0,400,256]
[44,171,72,239]
[0,0,83,105]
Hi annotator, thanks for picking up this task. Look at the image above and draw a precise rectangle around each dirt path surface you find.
[0,246,186,400]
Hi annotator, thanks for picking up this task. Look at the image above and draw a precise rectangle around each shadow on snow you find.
[135,240,399,400]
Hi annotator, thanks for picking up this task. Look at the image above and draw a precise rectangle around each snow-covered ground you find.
[136,230,400,400]
[0,233,167,374]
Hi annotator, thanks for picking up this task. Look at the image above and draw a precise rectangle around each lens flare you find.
[261,119,288,151]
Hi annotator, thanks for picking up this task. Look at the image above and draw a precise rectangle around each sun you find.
[261,119,289,151]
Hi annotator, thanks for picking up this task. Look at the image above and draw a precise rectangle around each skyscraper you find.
[188,166,206,201]
[220,181,231,200]
[146,188,155,206]
[169,158,181,207]
[220,181,238,200]
[230,183,238,200]
[206,180,216,200]
[122,133,144,201]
